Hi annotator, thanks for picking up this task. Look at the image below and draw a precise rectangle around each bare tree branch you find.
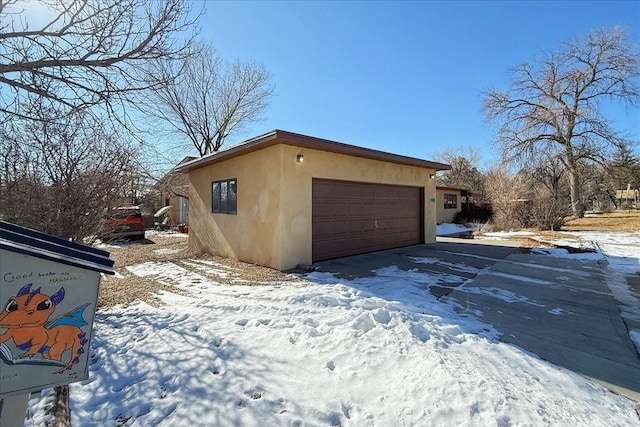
[143,42,275,156]
[0,0,200,123]
[0,99,143,240]
[483,27,640,217]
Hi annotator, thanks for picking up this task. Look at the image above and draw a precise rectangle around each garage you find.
[312,178,423,261]
[178,129,449,270]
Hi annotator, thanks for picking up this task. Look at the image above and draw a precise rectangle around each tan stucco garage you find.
[177,130,450,270]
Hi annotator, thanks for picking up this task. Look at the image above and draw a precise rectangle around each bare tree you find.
[484,27,640,218]
[144,42,275,156]
[527,148,567,200]
[608,145,640,189]
[484,166,531,230]
[0,100,140,240]
[0,0,198,123]
[485,165,568,231]
[435,147,487,203]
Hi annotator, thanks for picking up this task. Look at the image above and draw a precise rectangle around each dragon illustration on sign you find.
[0,283,89,374]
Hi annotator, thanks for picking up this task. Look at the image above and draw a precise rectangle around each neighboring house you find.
[436,186,470,224]
[157,156,196,226]
[176,130,450,271]
[616,184,639,210]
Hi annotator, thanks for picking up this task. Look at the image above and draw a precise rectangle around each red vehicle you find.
[103,206,145,241]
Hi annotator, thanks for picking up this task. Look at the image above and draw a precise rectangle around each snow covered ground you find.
[24,229,640,426]
[577,231,640,350]
[435,223,477,236]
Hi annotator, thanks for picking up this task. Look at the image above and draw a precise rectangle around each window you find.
[211,178,237,214]
[444,193,457,209]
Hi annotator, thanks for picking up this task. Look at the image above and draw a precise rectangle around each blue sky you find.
[198,1,639,165]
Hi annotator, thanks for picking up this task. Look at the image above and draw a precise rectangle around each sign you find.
[0,221,113,399]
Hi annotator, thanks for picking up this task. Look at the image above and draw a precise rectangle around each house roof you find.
[437,186,471,196]
[157,156,196,190]
[175,130,451,172]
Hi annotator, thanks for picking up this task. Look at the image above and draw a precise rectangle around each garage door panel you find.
[362,186,375,198]
[347,185,363,198]
[400,217,418,229]
[313,221,334,237]
[348,203,362,216]
[362,221,376,232]
[400,206,417,215]
[333,220,350,235]
[381,203,399,217]
[313,179,423,262]
[363,202,376,216]
[347,219,364,233]
[314,199,335,214]
[314,180,332,197]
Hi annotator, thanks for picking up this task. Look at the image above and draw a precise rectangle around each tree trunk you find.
[568,167,585,218]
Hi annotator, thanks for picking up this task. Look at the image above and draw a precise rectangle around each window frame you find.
[211,178,237,214]
[443,193,457,210]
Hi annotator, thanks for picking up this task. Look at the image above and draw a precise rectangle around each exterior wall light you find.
[429,173,435,179]
[297,154,304,163]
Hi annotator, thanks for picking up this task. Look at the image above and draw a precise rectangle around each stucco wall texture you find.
[188,143,438,271]
[436,188,462,224]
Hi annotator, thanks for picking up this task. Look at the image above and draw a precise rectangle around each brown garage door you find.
[312,179,423,261]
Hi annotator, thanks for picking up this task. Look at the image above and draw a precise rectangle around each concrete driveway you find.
[313,238,640,402]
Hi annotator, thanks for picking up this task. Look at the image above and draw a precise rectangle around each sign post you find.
[0,394,30,426]
[0,221,114,426]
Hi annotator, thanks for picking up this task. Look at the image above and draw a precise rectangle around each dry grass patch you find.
[533,230,581,240]
[174,257,299,285]
[98,275,189,308]
[99,233,297,308]
[506,237,549,248]
[518,230,593,251]
[107,234,197,268]
[562,211,640,232]
[495,212,638,249]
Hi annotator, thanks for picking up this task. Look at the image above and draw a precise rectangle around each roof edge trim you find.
[175,129,451,172]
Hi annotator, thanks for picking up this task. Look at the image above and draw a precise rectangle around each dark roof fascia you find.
[437,186,470,192]
[175,130,280,172]
[0,221,115,275]
[176,130,451,172]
